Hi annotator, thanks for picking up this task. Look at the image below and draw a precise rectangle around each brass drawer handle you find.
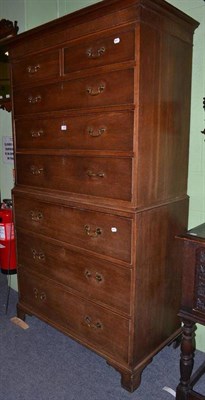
[84,224,102,238]
[30,165,44,175]
[40,292,46,301]
[87,126,106,137]
[33,288,46,301]
[86,46,105,59]
[84,270,103,283]
[84,316,103,330]
[27,64,40,74]
[30,210,43,222]
[31,129,44,138]
[86,170,105,178]
[85,270,92,279]
[28,95,41,104]
[86,83,105,96]
[32,249,45,261]
[33,288,38,298]
[95,272,103,282]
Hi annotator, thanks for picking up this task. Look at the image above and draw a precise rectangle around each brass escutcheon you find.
[32,249,45,261]
[30,166,44,175]
[86,170,105,178]
[86,46,105,59]
[86,83,105,96]
[27,64,40,74]
[28,94,41,104]
[31,129,44,138]
[30,210,43,222]
[84,224,102,237]
[87,126,106,137]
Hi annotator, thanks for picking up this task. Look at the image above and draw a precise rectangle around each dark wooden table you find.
[176,223,205,400]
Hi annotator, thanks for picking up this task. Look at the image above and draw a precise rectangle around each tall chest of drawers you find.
[7,0,198,392]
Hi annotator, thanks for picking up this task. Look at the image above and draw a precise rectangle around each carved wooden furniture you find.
[0,19,18,41]
[0,19,18,111]
[176,223,205,400]
[6,0,198,392]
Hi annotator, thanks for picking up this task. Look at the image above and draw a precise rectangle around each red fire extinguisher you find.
[0,199,17,274]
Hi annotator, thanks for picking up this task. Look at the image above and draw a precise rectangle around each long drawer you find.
[13,69,134,115]
[16,154,132,201]
[15,111,133,151]
[16,230,131,314]
[63,27,135,73]
[14,196,132,263]
[18,268,130,363]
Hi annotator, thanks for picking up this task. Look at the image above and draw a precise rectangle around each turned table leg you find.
[176,319,196,400]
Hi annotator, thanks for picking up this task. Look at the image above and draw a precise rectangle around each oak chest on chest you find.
[7,0,198,392]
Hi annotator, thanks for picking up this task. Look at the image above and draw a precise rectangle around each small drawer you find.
[16,230,131,314]
[16,154,132,201]
[18,269,130,363]
[15,111,133,151]
[64,28,135,73]
[11,50,60,86]
[13,69,134,115]
[14,195,132,264]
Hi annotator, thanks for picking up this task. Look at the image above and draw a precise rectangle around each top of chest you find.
[6,0,198,62]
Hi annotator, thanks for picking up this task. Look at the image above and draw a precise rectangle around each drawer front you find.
[18,269,129,363]
[12,50,60,86]
[14,196,132,263]
[13,69,134,115]
[16,230,131,314]
[16,154,132,201]
[64,28,135,73]
[15,111,133,151]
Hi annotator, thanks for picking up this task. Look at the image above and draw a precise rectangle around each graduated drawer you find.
[16,154,132,201]
[15,111,133,151]
[16,230,131,314]
[18,269,130,363]
[11,50,60,86]
[14,196,132,263]
[63,27,135,73]
[13,69,134,115]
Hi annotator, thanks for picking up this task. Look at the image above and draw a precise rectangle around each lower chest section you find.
[14,192,133,363]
